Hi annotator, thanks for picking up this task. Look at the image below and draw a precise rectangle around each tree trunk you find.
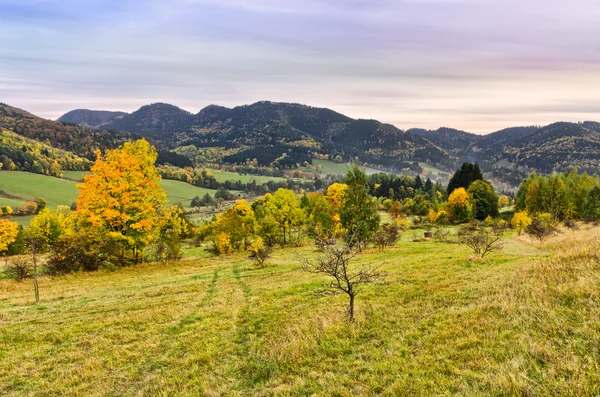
[32,249,39,303]
[348,293,355,322]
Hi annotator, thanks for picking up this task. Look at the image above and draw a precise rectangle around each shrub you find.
[526,219,557,243]
[46,232,128,275]
[458,224,504,258]
[248,237,272,268]
[372,223,399,251]
[4,257,31,282]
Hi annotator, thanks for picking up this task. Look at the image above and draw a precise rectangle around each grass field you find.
[208,169,289,184]
[1,226,598,395]
[0,171,79,208]
[0,196,26,209]
[313,160,389,176]
[0,171,237,212]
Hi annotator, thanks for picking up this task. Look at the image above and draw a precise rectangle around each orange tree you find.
[75,139,166,261]
[447,187,473,224]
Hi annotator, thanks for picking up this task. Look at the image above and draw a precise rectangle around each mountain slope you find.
[58,109,127,127]
[0,103,132,159]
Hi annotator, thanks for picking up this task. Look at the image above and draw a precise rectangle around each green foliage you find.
[447,162,483,195]
[582,186,600,221]
[467,180,499,220]
[340,166,380,248]
[516,170,598,221]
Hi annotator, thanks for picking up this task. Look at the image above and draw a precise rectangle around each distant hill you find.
[58,101,456,170]
[409,127,479,157]
[0,103,132,160]
[58,109,127,127]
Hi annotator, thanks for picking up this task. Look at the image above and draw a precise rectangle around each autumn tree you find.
[468,180,499,220]
[154,205,190,262]
[75,139,166,261]
[447,187,472,224]
[263,188,305,246]
[511,211,532,235]
[498,195,511,208]
[302,192,336,242]
[339,166,380,250]
[0,218,19,253]
[28,206,74,249]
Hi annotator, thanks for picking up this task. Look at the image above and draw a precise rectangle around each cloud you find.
[0,0,599,133]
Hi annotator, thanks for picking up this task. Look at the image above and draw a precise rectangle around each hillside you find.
[0,129,90,175]
[1,225,598,395]
[0,103,132,160]
[415,122,600,175]
[57,109,127,127]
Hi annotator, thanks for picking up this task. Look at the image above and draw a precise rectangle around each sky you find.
[1,0,600,134]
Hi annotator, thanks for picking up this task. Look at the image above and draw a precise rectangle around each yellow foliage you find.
[75,139,166,249]
[326,183,348,209]
[216,233,233,255]
[0,218,19,252]
[498,195,511,208]
[248,237,264,254]
[511,211,532,235]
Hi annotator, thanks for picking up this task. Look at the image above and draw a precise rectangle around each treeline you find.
[514,170,600,221]
[158,165,322,194]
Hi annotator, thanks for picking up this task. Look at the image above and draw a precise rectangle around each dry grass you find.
[1,226,599,395]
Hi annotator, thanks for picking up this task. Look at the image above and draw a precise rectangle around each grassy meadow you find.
[0,171,239,212]
[1,226,598,395]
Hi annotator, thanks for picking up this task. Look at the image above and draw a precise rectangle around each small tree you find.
[302,244,385,322]
[458,224,504,259]
[511,211,532,235]
[526,219,556,244]
[248,237,272,268]
[4,257,32,282]
[372,223,399,251]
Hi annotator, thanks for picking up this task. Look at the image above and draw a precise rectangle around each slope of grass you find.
[161,179,241,207]
[0,171,79,208]
[0,171,237,210]
[207,169,289,184]
[0,196,26,209]
[1,227,598,395]
[313,160,388,176]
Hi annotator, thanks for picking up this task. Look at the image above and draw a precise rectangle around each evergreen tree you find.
[468,180,499,220]
[447,163,483,195]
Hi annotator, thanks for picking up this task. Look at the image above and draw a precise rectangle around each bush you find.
[526,219,557,243]
[372,223,399,251]
[458,224,504,258]
[248,237,272,268]
[4,257,32,281]
[46,232,128,275]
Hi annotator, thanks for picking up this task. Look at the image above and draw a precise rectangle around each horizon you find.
[2,0,600,134]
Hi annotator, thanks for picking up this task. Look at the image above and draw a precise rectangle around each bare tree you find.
[302,244,385,322]
[458,224,504,259]
[24,231,45,303]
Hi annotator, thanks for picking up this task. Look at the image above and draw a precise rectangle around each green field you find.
[1,226,598,395]
[61,170,88,181]
[208,169,289,184]
[418,162,447,176]
[0,196,26,209]
[0,171,79,208]
[313,160,388,176]
[0,171,238,213]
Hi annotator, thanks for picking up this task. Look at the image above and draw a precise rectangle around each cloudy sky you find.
[1,0,599,133]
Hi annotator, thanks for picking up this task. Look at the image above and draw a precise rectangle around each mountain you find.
[67,101,455,170]
[58,109,127,127]
[409,127,479,157]
[0,103,132,160]
[100,103,196,143]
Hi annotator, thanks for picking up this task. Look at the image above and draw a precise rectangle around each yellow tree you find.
[264,188,305,246]
[512,211,532,235]
[498,195,511,208]
[76,139,166,259]
[326,183,348,211]
[447,187,472,224]
[0,218,19,252]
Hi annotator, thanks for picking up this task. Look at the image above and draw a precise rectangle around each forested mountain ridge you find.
[58,109,127,127]
[59,101,457,170]
[413,122,600,174]
[0,103,133,160]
